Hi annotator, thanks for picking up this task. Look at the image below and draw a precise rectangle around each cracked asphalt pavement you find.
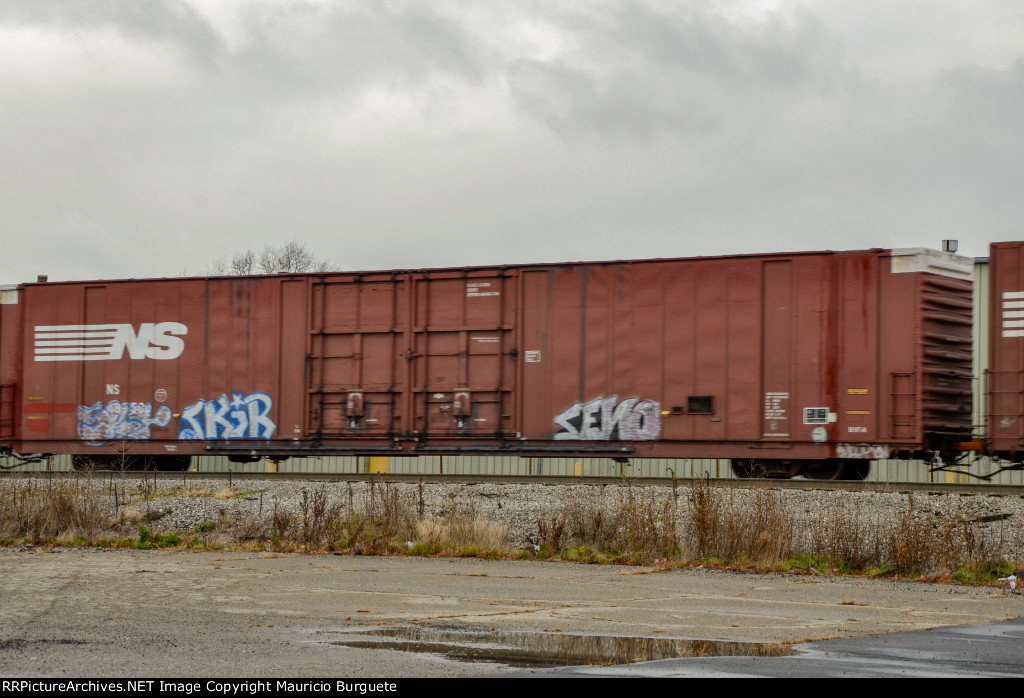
[1,548,1020,677]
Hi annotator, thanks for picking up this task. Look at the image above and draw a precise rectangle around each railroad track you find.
[5,469,1022,496]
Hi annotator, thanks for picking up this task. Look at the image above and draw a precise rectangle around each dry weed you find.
[686,480,794,566]
[299,486,339,548]
[117,507,143,526]
[560,487,678,562]
[810,497,882,573]
[0,476,113,543]
[536,513,567,554]
[416,510,508,552]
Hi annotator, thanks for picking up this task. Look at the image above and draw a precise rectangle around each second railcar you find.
[0,246,975,478]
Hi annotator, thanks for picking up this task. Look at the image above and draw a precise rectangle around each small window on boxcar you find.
[687,396,714,414]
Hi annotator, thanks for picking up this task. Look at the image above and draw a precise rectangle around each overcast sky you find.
[2,0,1022,282]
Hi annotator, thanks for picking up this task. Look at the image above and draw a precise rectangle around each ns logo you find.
[34,322,188,362]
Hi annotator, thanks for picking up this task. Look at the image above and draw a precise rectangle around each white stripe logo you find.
[34,323,188,361]
[1002,293,1024,337]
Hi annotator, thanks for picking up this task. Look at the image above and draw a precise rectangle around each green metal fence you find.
[10,452,1024,486]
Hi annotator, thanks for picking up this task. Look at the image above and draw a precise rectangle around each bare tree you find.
[256,240,333,274]
[198,240,334,276]
[230,248,258,275]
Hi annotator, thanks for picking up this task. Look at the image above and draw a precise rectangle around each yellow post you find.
[368,456,389,474]
[267,459,278,473]
[944,470,967,484]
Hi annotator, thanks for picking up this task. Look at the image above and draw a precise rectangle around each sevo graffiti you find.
[835,443,890,459]
[554,395,661,441]
[77,401,173,444]
[178,392,277,441]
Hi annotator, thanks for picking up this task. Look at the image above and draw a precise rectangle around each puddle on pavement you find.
[329,626,794,668]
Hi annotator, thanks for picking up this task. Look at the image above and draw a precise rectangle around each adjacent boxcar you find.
[986,241,1024,458]
[0,246,977,478]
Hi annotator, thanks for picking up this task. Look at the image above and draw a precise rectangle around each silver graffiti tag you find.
[553,396,661,441]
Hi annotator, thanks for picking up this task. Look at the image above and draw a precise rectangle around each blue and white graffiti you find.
[178,392,277,441]
[77,401,173,444]
[554,396,661,441]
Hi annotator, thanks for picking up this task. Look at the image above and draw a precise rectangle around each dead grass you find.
[416,508,508,553]
[686,479,793,566]
[117,507,143,525]
[686,483,1023,581]
[536,513,568,555]
[812,498,881,574]
[559,486,678,562]
[0,474,1020,585]
[0,475,113,544]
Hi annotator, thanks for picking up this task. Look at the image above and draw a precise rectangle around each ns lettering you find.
[33,322,188,362]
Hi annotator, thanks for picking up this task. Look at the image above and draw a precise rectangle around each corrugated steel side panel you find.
[918,273,973,436]
[835,252,885,445]
[521,257,795,449]
[519,251,934,460]
[883,250,974,450]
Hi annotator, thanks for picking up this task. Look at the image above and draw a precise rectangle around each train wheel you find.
[800,459,846,480]
[71,454,117,470]
[153,455,192,472]
[837,460,870,481]
[730,459,762,478]
[732,459,804,478]
[72,453,189,471]
[228,454,261,464]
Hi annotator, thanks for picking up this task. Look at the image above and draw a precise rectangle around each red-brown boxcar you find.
[0,246,976,478]
[987,241,1024,458]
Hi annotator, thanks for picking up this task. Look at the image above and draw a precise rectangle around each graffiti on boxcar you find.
[77,401,173,444]
[178,392,277,440]
[835,443,890,459]
[554,396,661,441]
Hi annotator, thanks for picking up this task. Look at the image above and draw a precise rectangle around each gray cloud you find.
[0,0,223,62]
[0,1,1022,283]
[506,4,844,141]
